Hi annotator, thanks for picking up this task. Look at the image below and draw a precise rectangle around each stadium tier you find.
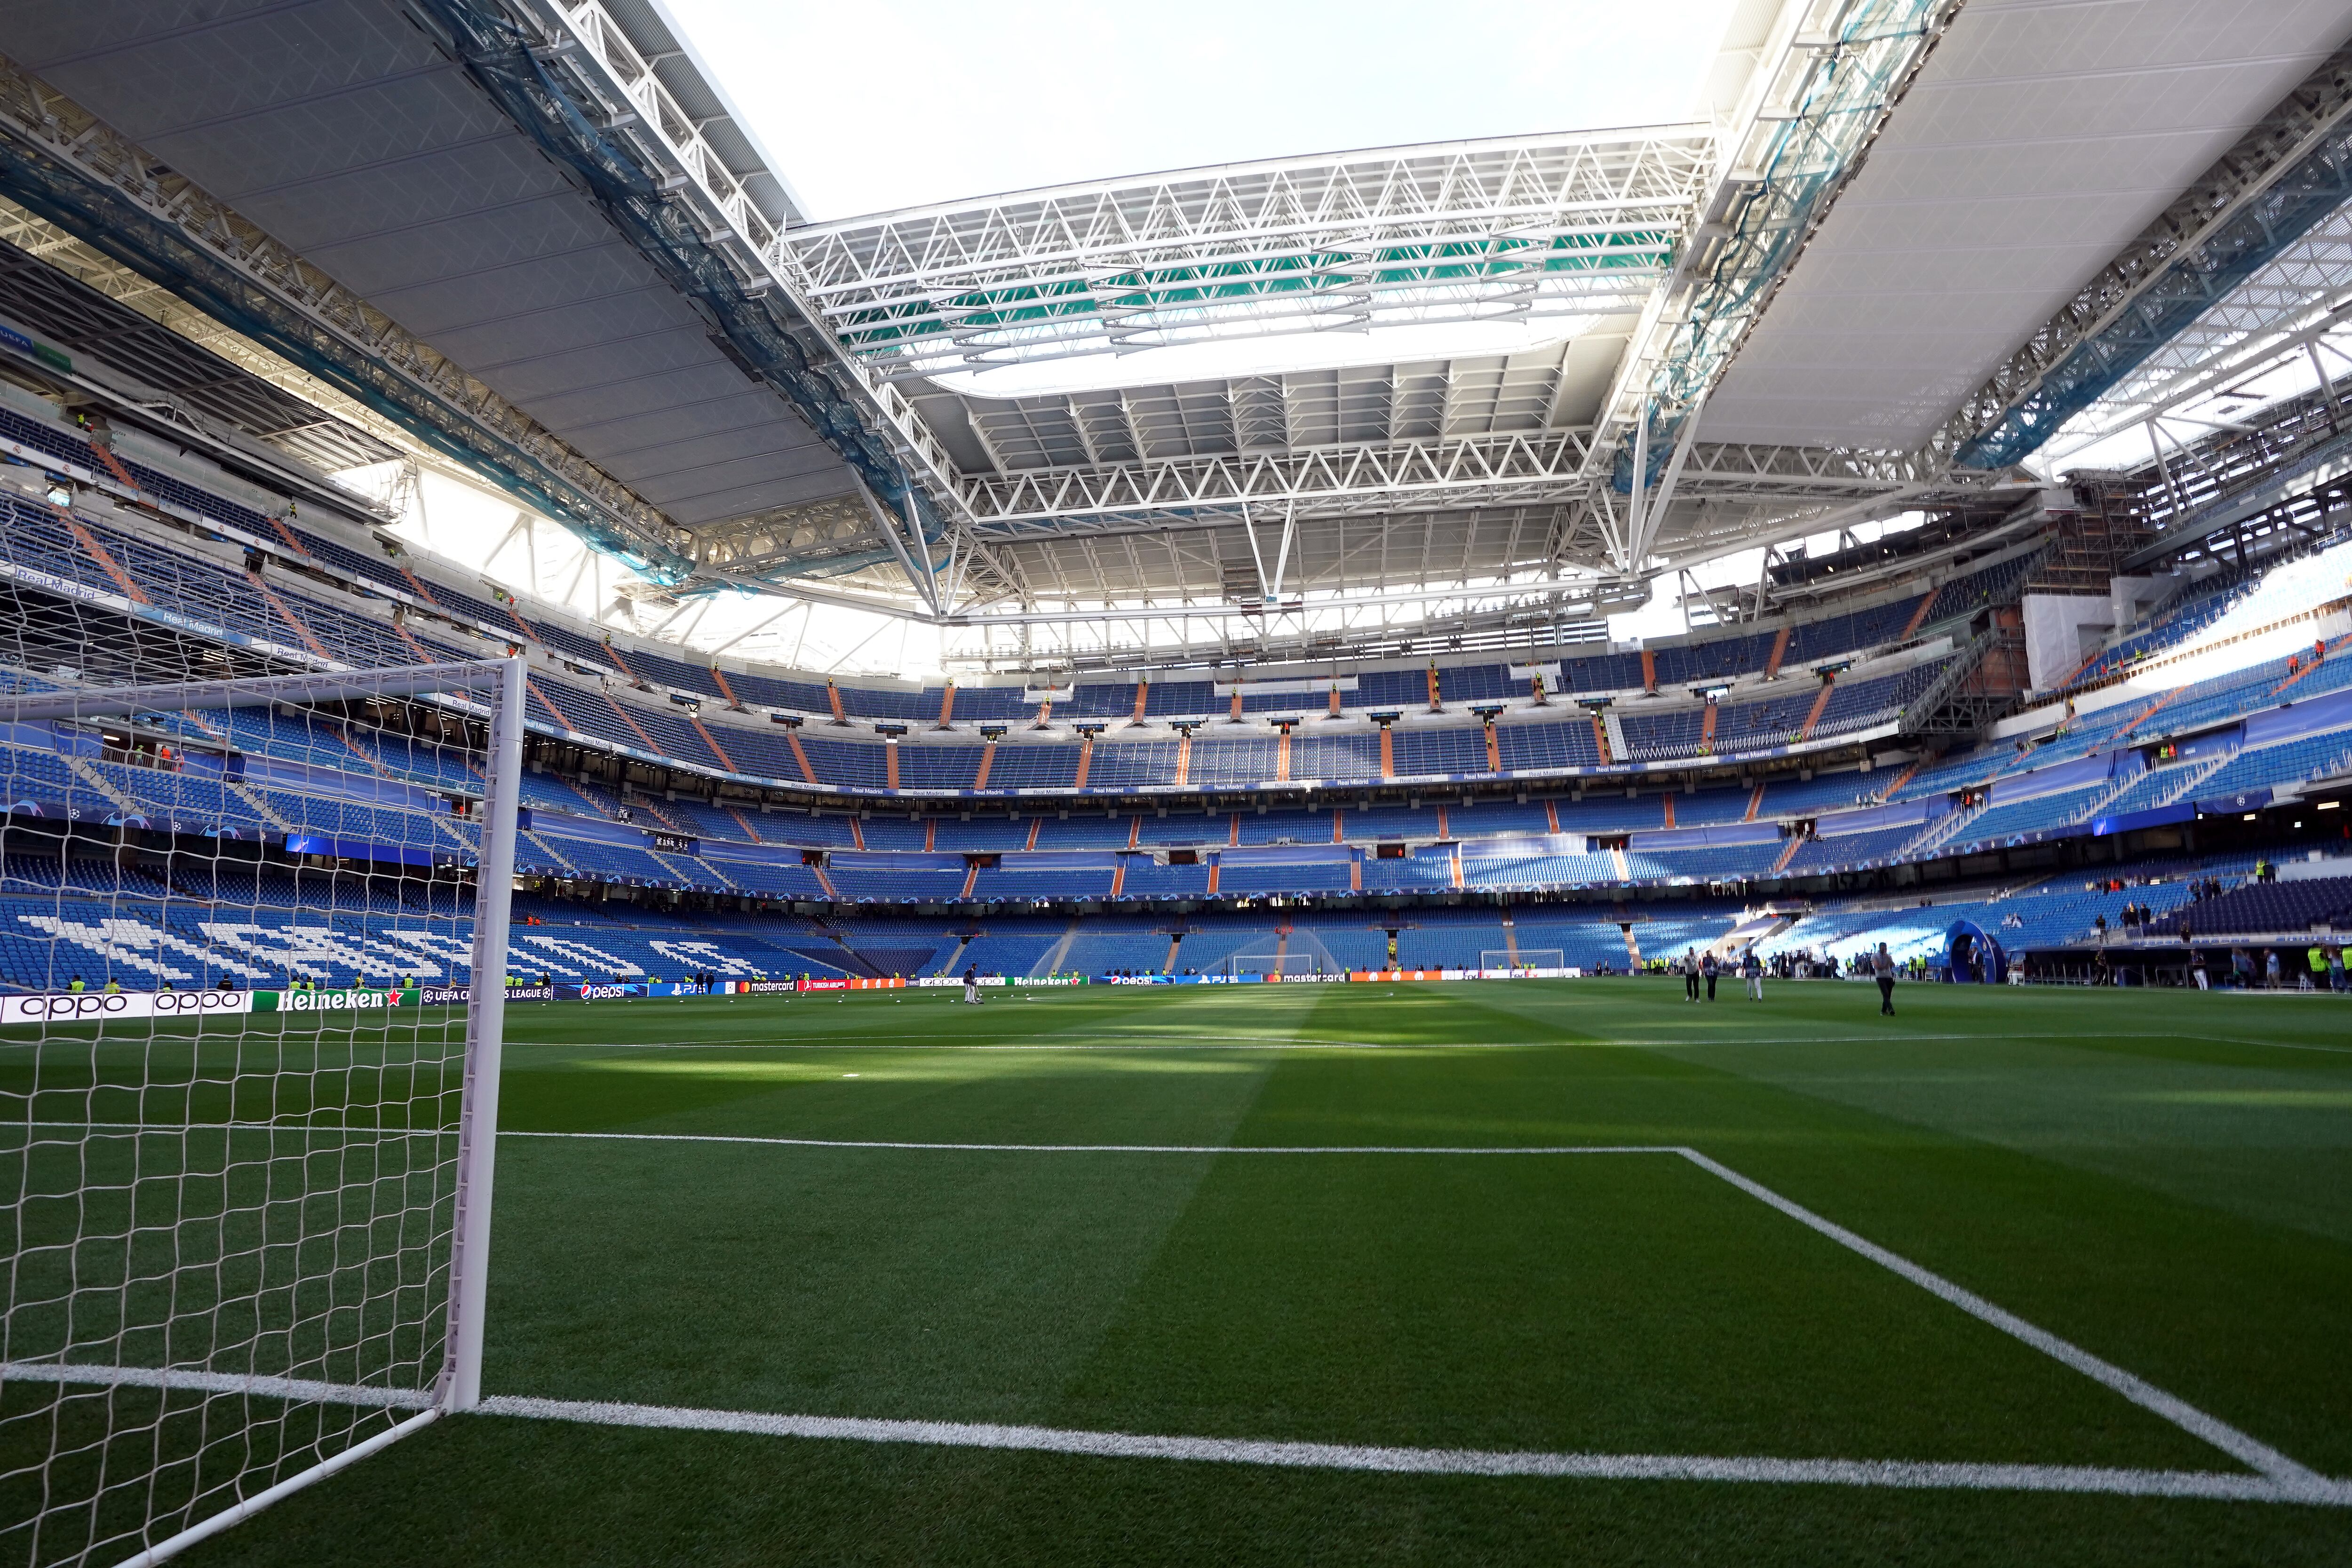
[0,387,2034,796]
[0,357,2348,938]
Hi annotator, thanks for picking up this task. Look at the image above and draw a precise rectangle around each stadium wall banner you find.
[413,985,557,1005]
[3,989,258,1024]
[257,987,422,1013]
[914,976,1011,988]
[1346,970,1448,982]
[1013,976,1087,987]
[573,981,716,1000]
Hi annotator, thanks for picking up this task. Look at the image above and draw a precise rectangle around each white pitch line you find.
[1,1360,433,1410]
[503,1131,1668,1156]
[2175,1035,2352,1056]
[0,1121,443,1139]
[513,1029,2352,1054]
[477,1395,2322,1503]
[1672,1149,2344,1503]
[0,1361,2324,1504]
[495,1130,2350,1498]
[8,1131,2342,1497]
[526,1034,1439,1051]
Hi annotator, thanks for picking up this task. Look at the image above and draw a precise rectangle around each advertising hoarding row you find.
[0,967,1583,1023]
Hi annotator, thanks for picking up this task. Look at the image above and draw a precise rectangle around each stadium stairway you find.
[59,757,134,814]
[1712,911,1792,958]
[1899,803,1981,860]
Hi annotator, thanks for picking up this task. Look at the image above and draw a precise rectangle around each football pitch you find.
[21,977,2352,1564]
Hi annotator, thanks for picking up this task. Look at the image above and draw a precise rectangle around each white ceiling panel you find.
[1702,0,2352,449]
[0,0,859,539]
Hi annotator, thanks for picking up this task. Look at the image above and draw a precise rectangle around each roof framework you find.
[775,129,1710,379]
[0,0,2349,673]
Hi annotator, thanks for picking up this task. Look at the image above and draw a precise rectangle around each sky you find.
[660,0,1744,219]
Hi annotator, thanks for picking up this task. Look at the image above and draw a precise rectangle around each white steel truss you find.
[961,431,1600,536]
[1586,0,1963,566]
[957,432,1960,537]
[522,0,969,523]
[772,129,1715,379]
[2039,206,2352,463]
[1936,44,2352,470]
[0,52,694,574]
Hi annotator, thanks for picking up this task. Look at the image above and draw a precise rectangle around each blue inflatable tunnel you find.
[1943,920,2004,983]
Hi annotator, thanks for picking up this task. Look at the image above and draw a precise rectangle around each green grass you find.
[11,979,2352,1563]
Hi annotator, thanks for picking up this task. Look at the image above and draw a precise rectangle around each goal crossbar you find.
[0,658,517,725]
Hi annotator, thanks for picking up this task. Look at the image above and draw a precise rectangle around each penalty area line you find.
[503,1131,1671,1155]
[501,1130,2348,1497]
[1674,1148,2342,1501]
[11,1140,2332,1498]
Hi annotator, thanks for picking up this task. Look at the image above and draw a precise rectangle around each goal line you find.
[0,1361,2317,1505]
[1482,949,1565,974]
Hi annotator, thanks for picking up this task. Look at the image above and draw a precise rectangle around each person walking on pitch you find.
[1873,942,1897,1016]
[1743,945,1764,1001]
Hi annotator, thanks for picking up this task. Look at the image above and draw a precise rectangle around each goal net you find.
[1482,949,1565,974]
[1216,928,1345,977]
[0,657,524,1565]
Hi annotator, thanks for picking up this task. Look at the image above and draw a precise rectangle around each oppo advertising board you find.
[3,989,258,1025]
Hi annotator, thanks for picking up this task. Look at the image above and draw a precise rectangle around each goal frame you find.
[1482,949,1565,973]
[1216,928,1345,978]
[0,656,525,1562]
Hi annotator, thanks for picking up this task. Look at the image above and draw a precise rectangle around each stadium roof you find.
[0,0,2347,666]
[1702,0,2352,450]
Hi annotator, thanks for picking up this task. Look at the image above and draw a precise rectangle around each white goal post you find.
[1214,929,1346,977]
[1482,950,1565,973]
[0,657,524,1565]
